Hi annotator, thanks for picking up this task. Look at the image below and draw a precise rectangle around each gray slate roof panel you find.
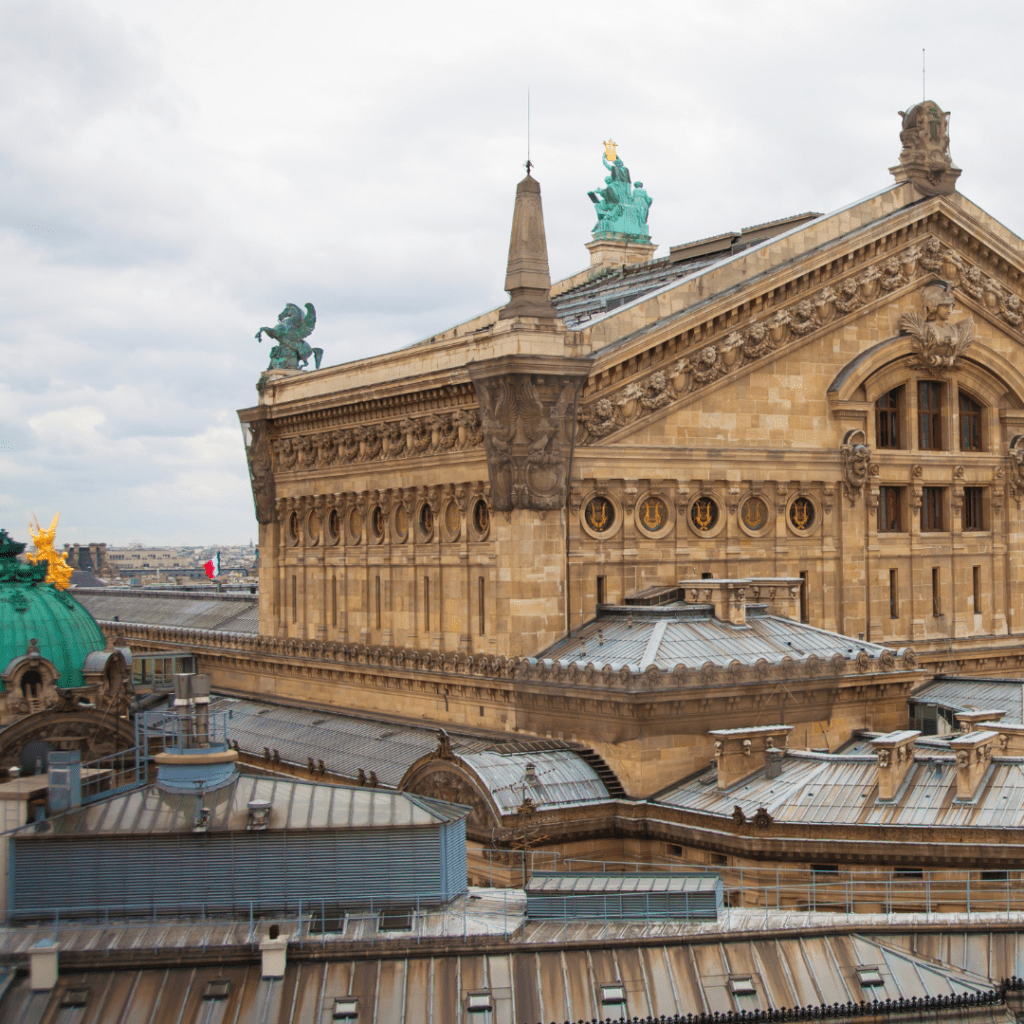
[541,607,889,671]
[911,678,1024,723]
[75,591,259,633]
[659,749,1024,829]
[25,774,465,838]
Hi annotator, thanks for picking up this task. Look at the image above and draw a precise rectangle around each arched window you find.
[959,392,983,451]
[875,387,903,449]
[20,669,42,702]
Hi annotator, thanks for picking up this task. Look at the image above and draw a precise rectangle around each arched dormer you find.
[1,640,60,719]
[829,337,1024,453]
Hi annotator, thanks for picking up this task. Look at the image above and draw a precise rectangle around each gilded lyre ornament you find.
[587,142,653,242]
[640,497,667,531]
[27,512,73,590]
[789,497,815,531]
[691,496,718,532]
[741,496,769,531]
[256,302,322,371]
[585,497,613,533]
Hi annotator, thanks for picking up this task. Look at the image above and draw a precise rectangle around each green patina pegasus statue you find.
[256,302,321,371]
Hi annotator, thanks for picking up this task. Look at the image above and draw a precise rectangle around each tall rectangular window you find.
[973,565,982,614]
[478,576,485,636]
[876,387,902,448]
[292,575,297,622]
[932,567,941,616]
[424,576,430,632]
[375,576,381,629]
[921,487,944,531]
[918,381,943,450]
[332,574,337,627]
[889,569,899,619]
[596,575,606,606]
[799,571,809,623]
[960,393,982,451]
[963,487,984,531]
[878,487,903,532]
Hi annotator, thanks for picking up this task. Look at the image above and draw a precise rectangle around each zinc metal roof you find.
[461,749,609,813]
[75,589,259,633]
[209,696,608,811]
[212,695,501,786]
[911,677,1024,723]
[526,872,719,895]
[19,775,465,838]
[539,605,894,672]
[0,930,992,1022]
[659,748,1024,829]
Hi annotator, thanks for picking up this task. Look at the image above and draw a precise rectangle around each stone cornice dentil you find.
[577,227,1024,446]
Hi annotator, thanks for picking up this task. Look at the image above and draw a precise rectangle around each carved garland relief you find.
[271,407,485,474]
[576,234,1024,445]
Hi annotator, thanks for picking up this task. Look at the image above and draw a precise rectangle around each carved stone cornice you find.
[469,355,591,512]
[576,231,1024,446]
[96,620,921,697]
[270,405,485,475]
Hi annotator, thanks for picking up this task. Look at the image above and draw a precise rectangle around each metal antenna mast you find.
[525,88,532,174]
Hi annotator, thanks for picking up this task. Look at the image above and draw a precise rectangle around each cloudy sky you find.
[2,0,1022,546]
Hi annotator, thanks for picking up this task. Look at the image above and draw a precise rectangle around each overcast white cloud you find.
[2,0,1022,545]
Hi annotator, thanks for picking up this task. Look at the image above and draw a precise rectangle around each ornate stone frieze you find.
[469,356,591,512]
[576,235,1024,445]
[270,407,485,474]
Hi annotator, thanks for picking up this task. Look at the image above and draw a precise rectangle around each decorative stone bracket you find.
[469,355,591,512]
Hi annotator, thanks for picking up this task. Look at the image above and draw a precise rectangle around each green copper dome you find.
[0,529,106,691]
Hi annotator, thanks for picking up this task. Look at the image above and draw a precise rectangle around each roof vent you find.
[729,976,756,996]
[600,983,626,1008]
[524,763,537,782]
[203,980,231,1001]
[247,799,272,831]
[856,967,884,988]
[764,747,783,780]
[333,999,359,1020]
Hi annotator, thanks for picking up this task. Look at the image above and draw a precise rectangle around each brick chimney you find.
[710,725,794,789]
[871,730,920,801]
[949,730,997,801]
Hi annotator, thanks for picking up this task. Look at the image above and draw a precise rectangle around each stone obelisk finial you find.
[498,171,559,320]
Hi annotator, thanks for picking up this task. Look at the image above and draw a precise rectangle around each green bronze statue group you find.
[587,140,653,242]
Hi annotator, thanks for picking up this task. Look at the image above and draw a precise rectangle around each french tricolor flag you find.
[204,552,221,580]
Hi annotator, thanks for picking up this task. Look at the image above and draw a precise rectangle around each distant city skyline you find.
[4,1,1022,544]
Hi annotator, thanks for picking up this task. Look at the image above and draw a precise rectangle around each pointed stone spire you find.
[498,172,559,320]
